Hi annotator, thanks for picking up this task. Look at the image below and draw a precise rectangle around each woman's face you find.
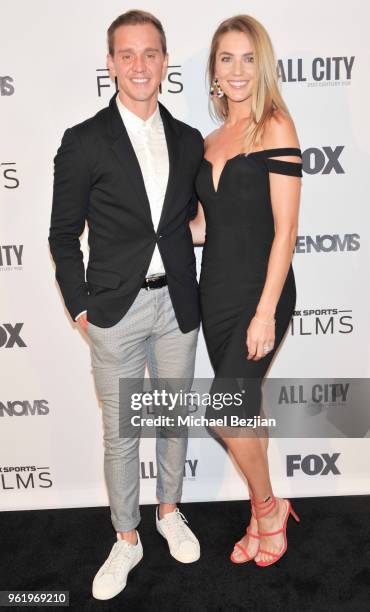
[214,30,255,104]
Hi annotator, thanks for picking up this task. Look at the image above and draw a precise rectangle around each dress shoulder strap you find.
[261,148,302,177]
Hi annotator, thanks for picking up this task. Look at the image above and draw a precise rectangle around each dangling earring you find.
[210,77,224,98]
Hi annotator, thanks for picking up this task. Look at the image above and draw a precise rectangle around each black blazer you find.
[49,93,204,332]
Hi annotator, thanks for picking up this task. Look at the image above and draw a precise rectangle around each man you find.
[49,10,203,601]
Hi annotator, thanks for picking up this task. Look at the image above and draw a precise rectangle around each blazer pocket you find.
[87,269,121,289]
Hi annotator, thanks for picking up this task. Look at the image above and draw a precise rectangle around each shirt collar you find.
[116,95,162,133]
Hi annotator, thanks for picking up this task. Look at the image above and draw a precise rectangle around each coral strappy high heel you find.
[252,495,300,567]
[230,524,260,564]
[230,497,260,564]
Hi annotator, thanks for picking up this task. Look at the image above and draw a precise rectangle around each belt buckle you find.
[145,277,151,291]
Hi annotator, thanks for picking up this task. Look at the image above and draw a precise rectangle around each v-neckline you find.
[203,155,240,194]
[203,151,264,195]
[203,148,302,194]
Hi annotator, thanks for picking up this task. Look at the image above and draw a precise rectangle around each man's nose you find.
[132,55,146,72]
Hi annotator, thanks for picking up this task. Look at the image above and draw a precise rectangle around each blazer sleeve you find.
[188,128,204,221]
[48,128,91,321]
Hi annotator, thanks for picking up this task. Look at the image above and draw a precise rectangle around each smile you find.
[131,78,151,84]
[228,80,249,88]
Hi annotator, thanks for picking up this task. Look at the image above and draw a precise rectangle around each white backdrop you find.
[1,0,369,511]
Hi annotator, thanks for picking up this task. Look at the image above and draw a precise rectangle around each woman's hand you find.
[246,316,275,360]
[189,202,206,245]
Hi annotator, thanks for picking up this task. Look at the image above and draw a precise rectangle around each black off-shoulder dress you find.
[195,148,302,422]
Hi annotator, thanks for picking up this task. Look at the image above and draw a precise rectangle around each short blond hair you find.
[107,10,167,56]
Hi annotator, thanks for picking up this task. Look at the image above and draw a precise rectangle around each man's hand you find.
[76,313,88,333]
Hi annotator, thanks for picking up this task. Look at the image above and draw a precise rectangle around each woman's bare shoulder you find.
[263,108,300,150]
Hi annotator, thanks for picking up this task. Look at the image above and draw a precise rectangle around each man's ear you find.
[107,53,116,78]
[161,52,169,81]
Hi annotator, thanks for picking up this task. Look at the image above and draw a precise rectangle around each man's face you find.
[107,23,168,104]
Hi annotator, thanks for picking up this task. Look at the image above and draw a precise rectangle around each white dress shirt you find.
[76,97,169,320]
[116,95,169,276]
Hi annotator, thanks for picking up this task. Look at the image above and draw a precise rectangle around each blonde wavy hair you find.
[208,15,288,152]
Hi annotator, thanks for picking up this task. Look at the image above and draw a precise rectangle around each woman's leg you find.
[222,432,287,564]
[230,435,268,560]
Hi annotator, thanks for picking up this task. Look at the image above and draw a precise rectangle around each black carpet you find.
[1,496,369,611]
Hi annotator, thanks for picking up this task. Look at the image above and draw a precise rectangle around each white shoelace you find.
[103,540,134,575]
[162,509,192,546]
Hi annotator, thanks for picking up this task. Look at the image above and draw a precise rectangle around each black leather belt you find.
[141,275,168,290]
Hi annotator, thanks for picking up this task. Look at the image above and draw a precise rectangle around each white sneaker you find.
[156,507,200,563]
[92,531,143,600]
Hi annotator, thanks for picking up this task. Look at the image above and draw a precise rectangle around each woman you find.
[190,15,302,567]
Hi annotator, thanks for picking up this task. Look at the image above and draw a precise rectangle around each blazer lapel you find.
[108,93,153,223]
[157,102,183,232]
[107,94,183,231]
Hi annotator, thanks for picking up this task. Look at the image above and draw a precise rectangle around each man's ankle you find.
[158,502,177,520]
[117,529,137,545]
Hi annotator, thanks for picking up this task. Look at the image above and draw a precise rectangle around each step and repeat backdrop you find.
[1,0,369,511]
